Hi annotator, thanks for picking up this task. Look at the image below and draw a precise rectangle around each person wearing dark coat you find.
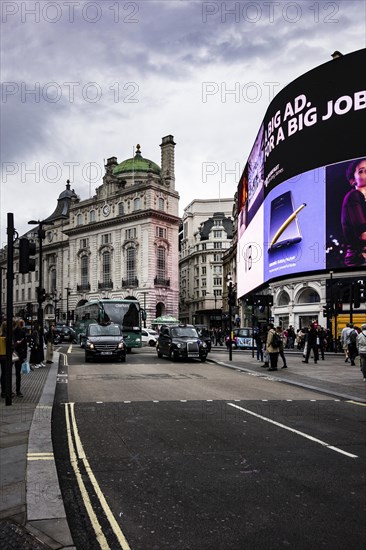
[29,322,45,368]
[13,319,28,396]
[303,322,319,364]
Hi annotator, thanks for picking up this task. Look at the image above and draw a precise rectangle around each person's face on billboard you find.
[351,160,366,190]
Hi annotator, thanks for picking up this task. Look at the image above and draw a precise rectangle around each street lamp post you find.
[227,273,233,362]
[28,219,54,355]
[65,287,71,325]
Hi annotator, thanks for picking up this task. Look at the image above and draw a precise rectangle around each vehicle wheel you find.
[85,355,91,363]
[157,347,163,358]
[127,348,131,353]
[120,356,126,363]
[169,349,178,362]
[200,357,207,362]
[149,340,155,347]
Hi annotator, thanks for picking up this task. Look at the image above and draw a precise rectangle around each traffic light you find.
[228,291,236,307]
[19,238,36,273]
[322,306,328,317]
[37,287,46,303]
[336,300,343,313]
[26,302,33,318]
[353,282,364,309]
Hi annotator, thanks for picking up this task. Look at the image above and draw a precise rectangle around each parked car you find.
[84,323,126,362]
[156,324,208,362]
[194,325,212,352]
[54,324,77,343]
[141,328,158,347]
[226,327,254,349]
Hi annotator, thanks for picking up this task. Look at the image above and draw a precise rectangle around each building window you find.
[214,253,222,261]
[158,198,165,210]
[28,288,31,300]
[76,213,83,226]
[118,202,124,215]
[202,266,206,275]
[102,233,111,244]
[80,238,88,249]
[125,228,136,239]
[202,243,206,250]
[156,226,167,238]
[126,247,136,281]
[50,269,56,292]
[102,251,111,285]
[16,289,19,301]
[90,210,96,222]
[157,247,166,280]
[213,277,222,286]
[202,279,206,287]
[213,230,222,238]
[21,288,25,301]
[81,256,89,287]
[134,198,141,211]
[214,242,222,249]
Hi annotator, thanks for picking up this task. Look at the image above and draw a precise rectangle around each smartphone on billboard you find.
[268,191,306,252]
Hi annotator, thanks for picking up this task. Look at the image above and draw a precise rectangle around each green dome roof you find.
[113,144,161,176]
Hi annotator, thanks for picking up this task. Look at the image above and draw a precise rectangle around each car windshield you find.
[237,329,251,337]
[89,324,121,337]
[171,327,198,338]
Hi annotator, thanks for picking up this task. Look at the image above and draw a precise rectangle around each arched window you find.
[50,268,56,293]
[126,247,136,283]
[297,288,320,304]
[90,210,96,222]
[76,213,83,226]
[158,197,165,211]
[102,251,111,286]
[134,198,141,211]
[157,246,166,280]
[278,291,290,306]
[118,202,124,216]
[81,256,89,288]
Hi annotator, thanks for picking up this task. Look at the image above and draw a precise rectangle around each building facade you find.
[1,136,180,327]
[179,199,234,327]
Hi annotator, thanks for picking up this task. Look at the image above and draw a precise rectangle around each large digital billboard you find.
[237,48,366,298]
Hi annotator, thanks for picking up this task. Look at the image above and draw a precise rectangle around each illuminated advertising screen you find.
[237,48,366,298]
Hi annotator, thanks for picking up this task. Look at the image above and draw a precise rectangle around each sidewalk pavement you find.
[0,349,365,549]
[0,353,75,549]
[208,346,366,403]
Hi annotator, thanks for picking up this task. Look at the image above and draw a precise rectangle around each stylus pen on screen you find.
[270,203,307,247]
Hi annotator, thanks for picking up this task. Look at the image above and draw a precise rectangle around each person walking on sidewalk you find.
[255,328,264,362]
[13,319,28,397]
[317,325,327,360]
[266,323,280,371]
[341,323,353,363]
[303,322,319,364]
[348,325,359,366]
[45,324,56,364]
[356,323,366,381]
[29,322,45,368]
[276,326,288,369]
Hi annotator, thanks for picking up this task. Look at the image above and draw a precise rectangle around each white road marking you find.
[227,402,358,459]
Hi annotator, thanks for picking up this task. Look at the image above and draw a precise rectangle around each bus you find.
[74,299,146,351]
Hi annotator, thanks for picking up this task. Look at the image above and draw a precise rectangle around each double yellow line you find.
[65,402,131,549]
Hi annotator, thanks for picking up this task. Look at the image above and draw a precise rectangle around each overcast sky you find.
[1,0,365,245]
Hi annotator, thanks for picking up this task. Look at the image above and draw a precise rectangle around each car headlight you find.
[118,342,125,349]
[87,342,95,350]
[176,343,184,349]
[201,342,207,348]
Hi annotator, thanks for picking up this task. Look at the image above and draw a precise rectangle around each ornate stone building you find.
[1,136,180,327]
[179,199,234,327]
